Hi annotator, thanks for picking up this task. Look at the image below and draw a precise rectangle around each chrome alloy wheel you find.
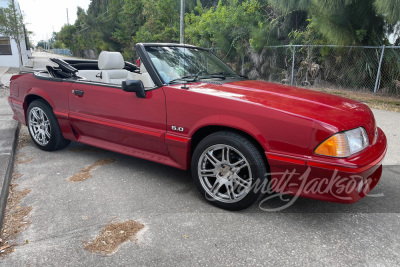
[198,144,253,203]
[28,107,51,146]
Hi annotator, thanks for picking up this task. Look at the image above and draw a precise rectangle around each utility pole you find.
[67,8,69,25]
[179,0,184,44]
[11,0,23,68]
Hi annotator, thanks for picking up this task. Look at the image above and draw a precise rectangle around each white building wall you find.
[0,38,29,68]
[0,0,30,67]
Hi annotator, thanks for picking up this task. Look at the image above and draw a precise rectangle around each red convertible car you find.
[8,43,387,210]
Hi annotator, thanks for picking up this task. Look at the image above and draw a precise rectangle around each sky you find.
[17,0,91,45]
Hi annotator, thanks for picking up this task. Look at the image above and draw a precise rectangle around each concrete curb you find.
[25,59,34,68]
[0,67,10,78]
[0,122,20,230]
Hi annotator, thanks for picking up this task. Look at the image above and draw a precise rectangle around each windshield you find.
[144,46,240,84]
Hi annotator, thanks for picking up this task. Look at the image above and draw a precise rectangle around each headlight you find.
[314,127,369,157]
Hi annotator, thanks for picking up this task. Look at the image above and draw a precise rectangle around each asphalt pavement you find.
[2,116,400,266]
[0,53,399,266]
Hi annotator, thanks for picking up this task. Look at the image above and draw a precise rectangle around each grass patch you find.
[311,88,400,112]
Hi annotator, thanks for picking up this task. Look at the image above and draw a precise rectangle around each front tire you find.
[27,100,70,151]
[191,131,267,210]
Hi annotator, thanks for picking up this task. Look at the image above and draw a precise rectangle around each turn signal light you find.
[314,127,369,158]
[314,133,350,157]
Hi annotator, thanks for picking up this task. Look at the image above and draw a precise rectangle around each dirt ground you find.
[0,174,32,257]
[84,220,144,255]
[311,87,400,112]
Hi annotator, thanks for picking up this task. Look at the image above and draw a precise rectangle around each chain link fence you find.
[52,49,73,56]
[244,45,400,96]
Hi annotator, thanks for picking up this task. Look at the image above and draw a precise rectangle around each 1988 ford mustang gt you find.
[8,43,387,210]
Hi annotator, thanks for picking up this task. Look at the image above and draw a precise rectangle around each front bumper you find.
[267,127,387,203]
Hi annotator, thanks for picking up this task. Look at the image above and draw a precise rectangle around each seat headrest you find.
[98,51,125,70]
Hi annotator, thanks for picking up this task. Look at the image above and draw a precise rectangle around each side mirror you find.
[122,80,146,98]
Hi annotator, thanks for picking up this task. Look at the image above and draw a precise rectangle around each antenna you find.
[180,0,185,44]
[67,8,69,25]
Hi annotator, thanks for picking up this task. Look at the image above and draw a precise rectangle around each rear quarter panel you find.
[9,73,72,126]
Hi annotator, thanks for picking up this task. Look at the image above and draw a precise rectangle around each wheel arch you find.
[190,125,268,167]
[24,88,55,120]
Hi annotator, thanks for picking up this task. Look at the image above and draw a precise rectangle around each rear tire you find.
[191,131,267,210]
[27,100,70,151]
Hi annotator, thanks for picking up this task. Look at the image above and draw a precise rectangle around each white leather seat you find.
[133,61,155,88]
[132,72,155,88]
[77,70,102,82]
[98,51,134,85]
[151,58,179,84]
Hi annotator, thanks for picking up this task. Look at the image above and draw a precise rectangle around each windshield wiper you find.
[169,72,236,84]
[198,72,240,80]
[169,75,199,84]
[209,72,235,78]
[198,74,226,80]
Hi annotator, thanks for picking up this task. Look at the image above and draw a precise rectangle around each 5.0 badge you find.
[171,126,184,132]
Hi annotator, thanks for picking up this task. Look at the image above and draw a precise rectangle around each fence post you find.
[291,46,296,86]
[241,56,244,76]
[374,45,385,93]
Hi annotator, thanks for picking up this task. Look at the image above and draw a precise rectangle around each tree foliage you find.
[374,0,400,24]
[54,0,400,60]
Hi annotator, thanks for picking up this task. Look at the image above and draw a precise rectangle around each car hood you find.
[189,79,376,136]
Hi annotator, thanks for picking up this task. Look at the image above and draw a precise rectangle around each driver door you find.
[68,82,168,156]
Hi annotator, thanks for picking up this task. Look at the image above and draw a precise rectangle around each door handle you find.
[72,89,84,96]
